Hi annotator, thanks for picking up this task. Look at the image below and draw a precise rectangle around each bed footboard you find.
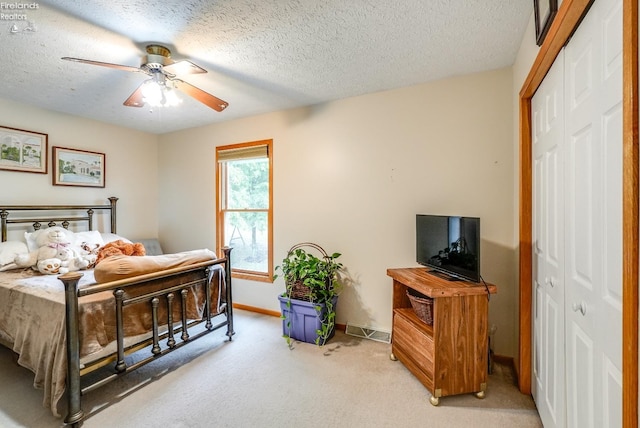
[59,247,233,427]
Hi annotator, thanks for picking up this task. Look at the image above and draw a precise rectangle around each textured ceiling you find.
[1,1,532,134]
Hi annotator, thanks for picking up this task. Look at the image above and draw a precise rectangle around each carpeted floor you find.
[0,310,542,427]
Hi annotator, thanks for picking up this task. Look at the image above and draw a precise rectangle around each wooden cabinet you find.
[387,268,497,405]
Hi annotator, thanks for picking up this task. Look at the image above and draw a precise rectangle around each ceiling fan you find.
[62,44,229,112]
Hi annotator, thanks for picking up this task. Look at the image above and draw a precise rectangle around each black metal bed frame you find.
[0,197,234,427]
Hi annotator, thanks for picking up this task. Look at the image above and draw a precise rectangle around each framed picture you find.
[0,125,48,173]
[53,146,105,188]
[534,0,558,46]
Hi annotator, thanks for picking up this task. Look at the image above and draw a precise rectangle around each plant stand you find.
[278,295,338,345]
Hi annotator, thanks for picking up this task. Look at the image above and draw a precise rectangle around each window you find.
[216,139,273,282]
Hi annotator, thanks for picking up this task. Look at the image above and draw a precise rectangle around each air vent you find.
[345,323,391,343]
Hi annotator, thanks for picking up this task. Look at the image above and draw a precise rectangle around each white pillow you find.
[75,230,105,249]
[0,240,28,266]
[101,233,132,244]
[24,231,37,252]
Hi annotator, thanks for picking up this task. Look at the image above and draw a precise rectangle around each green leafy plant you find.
[275,243,343,348]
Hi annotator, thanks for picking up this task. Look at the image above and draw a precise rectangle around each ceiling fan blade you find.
[62,57,143,73]
[123,83,145,108]
[163,60,207,75]
[174,79,228,112]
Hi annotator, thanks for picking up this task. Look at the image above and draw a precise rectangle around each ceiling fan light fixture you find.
[63,44,227,112]
[163,86,182,107]
[140,77,182,108]
[141,79,161,104]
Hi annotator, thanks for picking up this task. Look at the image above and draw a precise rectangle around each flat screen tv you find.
[416,214,480,282]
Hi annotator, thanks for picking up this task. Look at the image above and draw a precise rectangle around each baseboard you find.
[492,354,514,367]
[232,303,346,332]
[492,354,521,388]
[232,303,280,318]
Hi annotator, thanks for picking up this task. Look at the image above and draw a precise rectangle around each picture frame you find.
[52,146,105,188]
[534,0,558,46]
[0,125,48,174]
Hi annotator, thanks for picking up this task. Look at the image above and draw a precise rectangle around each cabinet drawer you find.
[393,309,434,372]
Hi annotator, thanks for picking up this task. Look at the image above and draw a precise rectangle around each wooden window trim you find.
[216,139,274,283]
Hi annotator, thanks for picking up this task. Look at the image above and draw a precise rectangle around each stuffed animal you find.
[95,239,146,265]
[52,245,90,274]
[78,241,100,269]
[14,226,91,275]
[36,258,65,275]
[36,253,88,275]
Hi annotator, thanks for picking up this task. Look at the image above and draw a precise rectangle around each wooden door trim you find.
[518,0,638,426]
[622,1,639,426]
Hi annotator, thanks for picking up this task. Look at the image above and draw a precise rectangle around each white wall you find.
[0,98,160,239]
[158,67,518,357]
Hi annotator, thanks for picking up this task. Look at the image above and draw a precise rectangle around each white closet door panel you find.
[566,125,598,295]
[544,293,562,417]
[600,0,624,318]
[601,104,623,357]
[532,51,565,428]
[546,147,562,269]
[603,356,623,428]
[568,324,595,428]
[599,5,623,427]
[563,0,622,426]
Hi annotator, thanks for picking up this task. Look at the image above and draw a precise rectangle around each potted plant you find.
[275,242,343,348]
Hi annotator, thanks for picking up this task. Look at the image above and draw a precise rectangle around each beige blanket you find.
[0,249,224,417]
[0,268,89,417]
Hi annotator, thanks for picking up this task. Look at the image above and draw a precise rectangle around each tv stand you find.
[427,269,462,281]
[387,268,497,405]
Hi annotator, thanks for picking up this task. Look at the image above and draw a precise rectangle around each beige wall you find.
[0,63,528,358]
[158,67,518,357]
[0,97,159,239]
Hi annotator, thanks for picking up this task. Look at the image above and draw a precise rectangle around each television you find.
[416,214,481,282]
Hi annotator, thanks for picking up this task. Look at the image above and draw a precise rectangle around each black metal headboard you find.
[0,196,118,242]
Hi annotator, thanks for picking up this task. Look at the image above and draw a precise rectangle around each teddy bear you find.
[14,226,91,275]
[36,258,65,275]
[78,241,100,269]
[37,245,90,275]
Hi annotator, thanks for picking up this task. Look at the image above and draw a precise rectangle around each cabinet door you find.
[563,0,623,426]
[532,49,566,428]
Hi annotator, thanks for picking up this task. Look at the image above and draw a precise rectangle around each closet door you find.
[532,51,565,428]
[563,0,623,426]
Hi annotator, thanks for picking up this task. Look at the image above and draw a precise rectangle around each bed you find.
[0,197,234,426]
